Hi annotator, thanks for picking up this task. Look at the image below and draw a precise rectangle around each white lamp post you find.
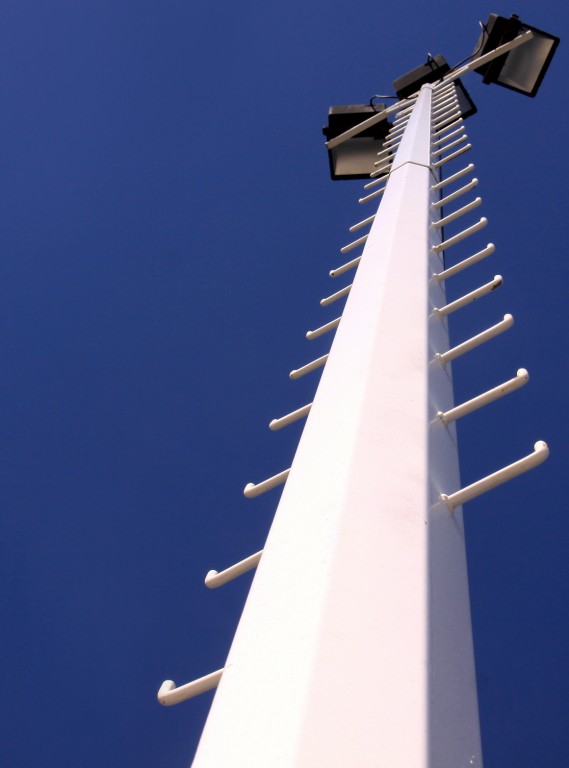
[158,17,557,768]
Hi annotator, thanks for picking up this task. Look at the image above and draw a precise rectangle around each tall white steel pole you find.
[187,82,483,767]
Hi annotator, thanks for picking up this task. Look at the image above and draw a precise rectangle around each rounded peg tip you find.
[503,313,514,324]
[243,483,256,497]
[516,368,529,380]
[492,275,503,287]
[534,440,549,456]
[204,570,219,588]
[158,680,176,704]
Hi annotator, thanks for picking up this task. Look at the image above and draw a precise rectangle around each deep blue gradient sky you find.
[2,2,568,767]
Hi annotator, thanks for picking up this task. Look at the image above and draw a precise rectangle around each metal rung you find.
[349,213,376,231]
[434,243,495,281]
[432,107,461,127]
[306,316,341,340]
[433,275,502,317]
[366,169,389,184]
[441,441,548,510]
[205,550,263,588]
[158,669,224,706]
[432,217,487,253]
[438,369,529,424]
[431,163,475,192]
[432,82,456,98]
[321,284,352,306]
[330,256,361,278]
[359,186,386,204]
[396,104,414,119]
[382,135,402,148]
[432,178,478,209]
[433,196,482,228]
[373,162,393,176]
[432,114,463,135]
[432,143,472,169]
[432,125,465,149]
[431,117,464,140]
[393,109,412,122]
[432,97,459,117]
[436,314,513,365]
[244,467,290,497]
[290,354,329,379]
[432,112,463,133]
[369,166,391,178]
[432,90,456,106]
[270,402,312,430]
[363,175,386,189]
[385,131,405,145]
[432,89,457,104]
[431,133,468,158]
[376,143,397,160]
[340,233,368,254]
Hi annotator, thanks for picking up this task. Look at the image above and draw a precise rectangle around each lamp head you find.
[322,104,392,180]
[393,55,477,118]
[472,14,560,97]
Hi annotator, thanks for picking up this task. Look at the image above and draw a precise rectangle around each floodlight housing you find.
[393,55,477,119]
[322,104,392,180]
[472,14,560,97]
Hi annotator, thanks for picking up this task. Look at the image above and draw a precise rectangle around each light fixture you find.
[322,104,392,180]
[393,55,477,119]
[472,14,560,97]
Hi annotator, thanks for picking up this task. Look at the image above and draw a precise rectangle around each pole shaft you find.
[192,85,482,767]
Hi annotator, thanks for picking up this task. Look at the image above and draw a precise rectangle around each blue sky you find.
[2,2,568,766]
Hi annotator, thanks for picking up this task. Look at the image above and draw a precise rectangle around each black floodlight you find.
[322,104,392,180]
[473,14,559,97]
[393,55,477,119]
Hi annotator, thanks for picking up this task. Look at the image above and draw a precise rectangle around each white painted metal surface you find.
[358,185,386,203]
[437,314,514,364]
[433,142,472,167]
[434,195,482,227]
[269,402,312,430]
[432,216,488,252]
[439,369,529,424]
[442,441,549,510]
[205,550,263,588]
[340,232,368,252]
[243,467,290,498]
[306,316,341,339]
[320,284,352,305]
[435,243,495,280]
[349,212,375,231]
[289,353,329,379]
[432,177,478,208]
[190,84,484,767]
[434,275,502,316]
[329,255,360,277]
[157,669,223,707]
